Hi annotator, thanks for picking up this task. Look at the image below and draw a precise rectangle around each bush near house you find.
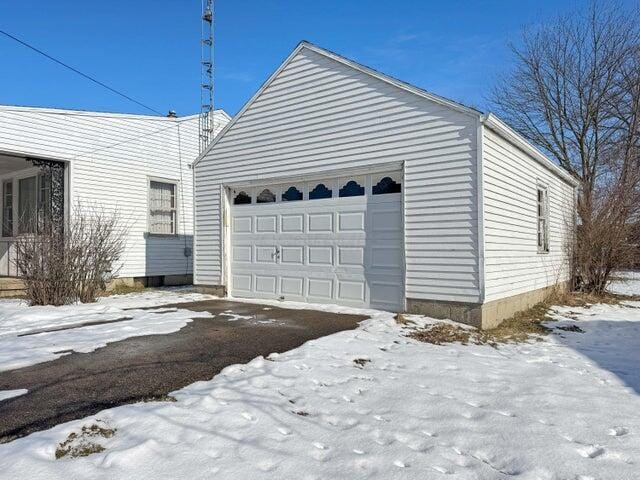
[14,206,126,306]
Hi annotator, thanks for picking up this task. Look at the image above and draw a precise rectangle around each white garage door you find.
[229,172,404,311]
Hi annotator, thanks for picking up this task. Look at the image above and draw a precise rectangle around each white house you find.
[0,105,230,294]
[194,41,578,329]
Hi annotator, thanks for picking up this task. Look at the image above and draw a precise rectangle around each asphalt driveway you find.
[0,299,366,442]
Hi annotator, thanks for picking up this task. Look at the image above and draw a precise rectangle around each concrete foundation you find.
[195,284,227,296]
[407,282,569,330]
[106,274,193,291]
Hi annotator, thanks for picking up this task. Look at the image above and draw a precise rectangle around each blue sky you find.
[0,0,626,117]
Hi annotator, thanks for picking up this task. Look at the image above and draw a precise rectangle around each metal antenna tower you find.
[199,0,214,153]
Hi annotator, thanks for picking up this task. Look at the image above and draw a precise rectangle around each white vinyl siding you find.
[195,46,481,303]
[0,106,229,277]
[482,127,575,302]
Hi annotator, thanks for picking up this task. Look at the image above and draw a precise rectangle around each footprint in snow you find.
[608,426,629,437]
[577,445,605,459]
[495,410,515,417]
[241,412,255,422]
[431,465,451,474]
[256,459,279,472]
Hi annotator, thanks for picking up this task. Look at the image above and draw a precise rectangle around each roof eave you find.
[481,113,579,187]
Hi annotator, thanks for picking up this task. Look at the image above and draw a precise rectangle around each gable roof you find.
[194,41,481,166]
[195,41,577,187]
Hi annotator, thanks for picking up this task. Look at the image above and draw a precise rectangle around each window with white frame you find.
[537,186,549,253]
[149,180,177,234]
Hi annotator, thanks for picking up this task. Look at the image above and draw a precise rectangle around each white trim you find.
[481,113,579,188]
[0,104,230,123]
[223,161,403,190]
[536,182,550,254]
[476,120,486,304]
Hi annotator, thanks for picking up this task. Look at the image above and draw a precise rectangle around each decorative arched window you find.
[233,191,252,205]
[372,176,401,195]
[309,183,332,200]
[339,180,365,197]
[282,186,303,201]
[256,188,276,203]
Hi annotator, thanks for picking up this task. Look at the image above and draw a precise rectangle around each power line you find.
[0,29,164,116]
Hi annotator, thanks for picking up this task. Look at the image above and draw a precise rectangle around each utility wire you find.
[0,29,164,116]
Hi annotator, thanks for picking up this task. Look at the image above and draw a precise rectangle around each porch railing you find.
[0,240,18,277]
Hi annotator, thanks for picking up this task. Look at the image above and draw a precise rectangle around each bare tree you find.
[15,204,127,306]
[492,2,640,292]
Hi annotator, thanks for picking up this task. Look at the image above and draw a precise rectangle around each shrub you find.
[14,205,126,305]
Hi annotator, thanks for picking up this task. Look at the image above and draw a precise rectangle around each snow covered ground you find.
[0,289,217,371]
[608,270,640,296]
[1,289,639,479]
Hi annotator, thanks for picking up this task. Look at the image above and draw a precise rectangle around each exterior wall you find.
[0,106,229,278]
[482,126,575,303]
[195,46,481,303]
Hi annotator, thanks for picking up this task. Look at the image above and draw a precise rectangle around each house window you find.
[18,176,37,234]
[2,180,13,237]
[149,180,177,234]
[537,186,549,253]
[38,173,52,226]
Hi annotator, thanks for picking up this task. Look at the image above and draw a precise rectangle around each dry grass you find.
[103,284,149,297]
[405,290,628,347]
[55,423,116,460]
[353,358,371,368]
[139,394,177,403]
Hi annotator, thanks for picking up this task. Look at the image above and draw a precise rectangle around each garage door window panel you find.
[372,174,402,195]
[282,185,303,201]
[257,188,277,203]
[233,190,252,205]
[339,179,365,197]
[309,182,333,200]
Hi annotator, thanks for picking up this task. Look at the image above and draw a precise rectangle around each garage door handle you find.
[273,247,280,260]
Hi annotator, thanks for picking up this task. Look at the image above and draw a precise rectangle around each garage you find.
[195,41,577,327]
[228,171,404,310]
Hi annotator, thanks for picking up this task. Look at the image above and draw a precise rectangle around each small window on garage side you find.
[282,186,303,201]
[233,191,252,205]
[309,183,332,200]
[257,188,276,203]
[339,180,364,197]
[372,176,401,195]
[537,186,549,253]
[149,180,177,234]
